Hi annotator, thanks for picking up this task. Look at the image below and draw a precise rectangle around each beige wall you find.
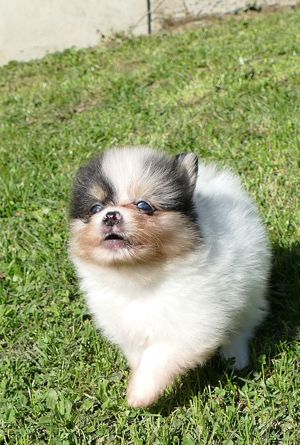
[0,0,148,65]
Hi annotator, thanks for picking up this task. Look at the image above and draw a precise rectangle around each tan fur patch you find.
[69,206,201,268]
[89,184,108,203]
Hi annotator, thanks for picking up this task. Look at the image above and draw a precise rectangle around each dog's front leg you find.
[126,343,182,408]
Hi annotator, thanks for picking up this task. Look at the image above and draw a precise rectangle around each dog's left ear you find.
[175,153,198,193]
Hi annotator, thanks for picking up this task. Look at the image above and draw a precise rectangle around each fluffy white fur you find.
[70,149,271,408]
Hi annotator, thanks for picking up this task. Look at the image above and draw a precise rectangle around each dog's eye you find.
[90,204,103,215]
[136,201,154,214]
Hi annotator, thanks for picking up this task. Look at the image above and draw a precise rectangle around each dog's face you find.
[69,147,200,267]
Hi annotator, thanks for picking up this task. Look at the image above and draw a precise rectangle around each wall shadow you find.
[152,242,300,415]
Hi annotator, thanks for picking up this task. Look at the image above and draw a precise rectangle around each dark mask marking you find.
[70,154,115,221]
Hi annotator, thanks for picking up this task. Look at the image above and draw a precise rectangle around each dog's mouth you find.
[105,233,124,241]
[102,232,129,249]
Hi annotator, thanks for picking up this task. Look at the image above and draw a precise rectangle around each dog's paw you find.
[127,374,160,408]
[220,338,250,370]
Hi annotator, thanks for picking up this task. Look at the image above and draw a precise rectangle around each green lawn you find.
[0,8,299,445]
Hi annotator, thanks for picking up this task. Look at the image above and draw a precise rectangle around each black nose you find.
[102,211,122,226]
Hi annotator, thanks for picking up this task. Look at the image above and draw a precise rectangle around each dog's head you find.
[69,147,200,267]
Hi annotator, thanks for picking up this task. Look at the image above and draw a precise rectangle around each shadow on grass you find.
[152,242,300,415]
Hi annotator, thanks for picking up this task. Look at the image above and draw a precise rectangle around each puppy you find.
[69,146,271,408]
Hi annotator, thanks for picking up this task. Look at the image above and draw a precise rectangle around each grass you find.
[0,7,299,445]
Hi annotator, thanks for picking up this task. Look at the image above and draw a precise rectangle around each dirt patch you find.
[160,3,299,33]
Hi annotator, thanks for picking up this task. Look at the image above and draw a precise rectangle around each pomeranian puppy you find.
[69,146,271,408]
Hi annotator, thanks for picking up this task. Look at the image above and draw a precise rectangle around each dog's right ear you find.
[175,153,198,193]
